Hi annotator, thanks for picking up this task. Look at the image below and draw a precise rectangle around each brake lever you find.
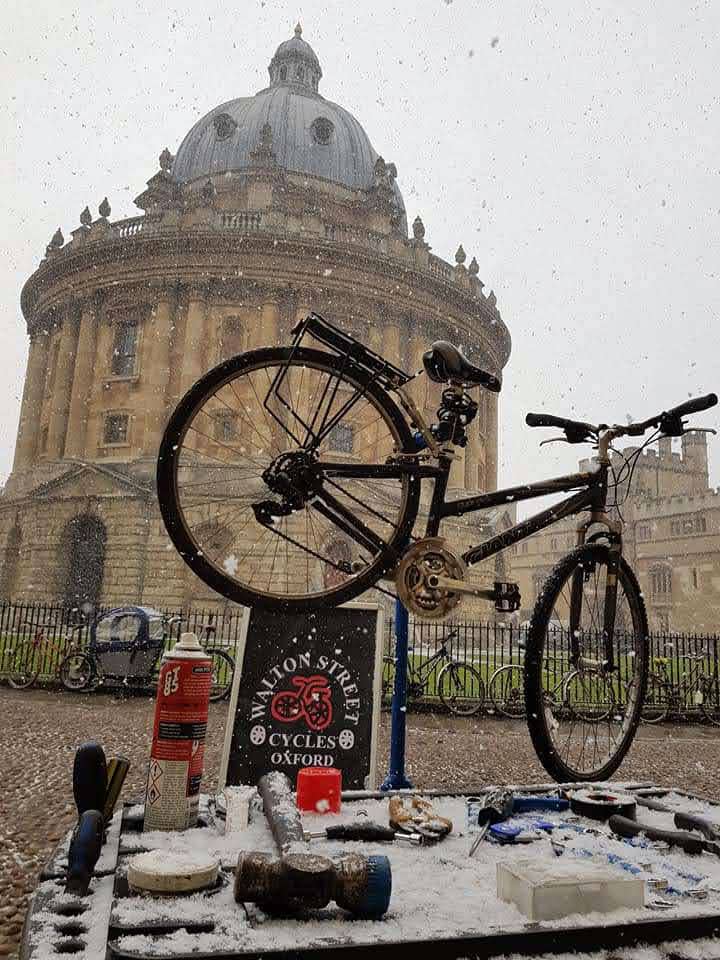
[683,427,717,437]
[539,437,568,447]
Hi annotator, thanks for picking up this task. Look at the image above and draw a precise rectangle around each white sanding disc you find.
[128,850,219,893]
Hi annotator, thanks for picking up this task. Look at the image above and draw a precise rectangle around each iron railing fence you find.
[0,601,718,720]
[380,618,720,721]
[0,602,245,687]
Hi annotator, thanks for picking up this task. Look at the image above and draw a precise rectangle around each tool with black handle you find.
[468,789,515,857]
[304,822,423,845]
[609,815,720,857]
[66,809,104,895]
[73,741,107,818]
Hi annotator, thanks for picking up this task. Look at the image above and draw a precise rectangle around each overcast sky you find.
[2,0,718,499]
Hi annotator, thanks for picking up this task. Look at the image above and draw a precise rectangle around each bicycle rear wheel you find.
[437,661,484,716]
[639,676,670,724]
[207,649,234,702]
[524,543,648,782]
[158,347,420,611]
[7,643,41,689]
[488,664,525,719]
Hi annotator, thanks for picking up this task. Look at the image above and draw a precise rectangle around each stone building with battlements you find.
[511,433,720,633]
[0,26,511,612]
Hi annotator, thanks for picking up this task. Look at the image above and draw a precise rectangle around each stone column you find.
[464,417,480,491]
[12,326,51,472]
[486,392,499,491]
[64,296,101,460]
[261,296,281,348]
[142,283,176,457]
[179,284,209,396]
[46,310,81,459]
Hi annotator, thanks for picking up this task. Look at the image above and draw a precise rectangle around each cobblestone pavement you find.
[1,687,719,956]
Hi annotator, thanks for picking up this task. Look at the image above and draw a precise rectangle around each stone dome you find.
[171,25,406,224]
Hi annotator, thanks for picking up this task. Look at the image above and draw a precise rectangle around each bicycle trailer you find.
[90,606,166,679]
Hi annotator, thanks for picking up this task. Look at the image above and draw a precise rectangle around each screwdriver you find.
[304,822,423,845]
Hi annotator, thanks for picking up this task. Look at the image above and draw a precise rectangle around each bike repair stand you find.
[381,596,414,791]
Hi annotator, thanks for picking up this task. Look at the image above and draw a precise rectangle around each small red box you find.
[296,767,342,814]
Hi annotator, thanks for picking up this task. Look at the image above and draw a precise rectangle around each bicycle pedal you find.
[493,582,521,612]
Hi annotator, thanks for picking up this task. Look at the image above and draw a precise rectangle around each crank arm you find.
[426,574,495,600]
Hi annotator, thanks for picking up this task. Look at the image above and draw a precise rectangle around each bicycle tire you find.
[524,543,649,782]
[157,346,420,612]
[7,645,41,690]
[437,661,484,716]
[699,678,720,727]
[207,649,235,702]
[488,664,525,719]
[639,676,671,724]
[59,652,95,692]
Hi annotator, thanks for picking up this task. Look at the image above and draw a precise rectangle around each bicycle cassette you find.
[395,538,467,621]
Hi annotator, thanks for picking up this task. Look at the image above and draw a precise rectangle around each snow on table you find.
[109,793,720,958]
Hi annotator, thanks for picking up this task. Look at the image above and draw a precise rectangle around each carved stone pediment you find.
[27,463,151,502]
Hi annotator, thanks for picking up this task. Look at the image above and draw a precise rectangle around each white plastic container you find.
[224,785,257,833]
[497,858,644,921]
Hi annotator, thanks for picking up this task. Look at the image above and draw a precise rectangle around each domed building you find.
[1,26,511,610]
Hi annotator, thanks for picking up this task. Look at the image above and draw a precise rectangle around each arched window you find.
[111,318,139,377]
[59,515,107,608]
[220,316,244,360]
[279,65,287,81]
[0,524,22,599]
[296,66,304,82]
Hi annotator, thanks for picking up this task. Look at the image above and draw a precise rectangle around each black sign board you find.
[219,604,383,791]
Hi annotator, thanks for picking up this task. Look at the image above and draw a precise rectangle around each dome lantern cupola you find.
[268,23,322,92]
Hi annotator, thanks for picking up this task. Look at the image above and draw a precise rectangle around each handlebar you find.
[526,392,717,445]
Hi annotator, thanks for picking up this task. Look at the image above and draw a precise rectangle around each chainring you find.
[395,537,467,621]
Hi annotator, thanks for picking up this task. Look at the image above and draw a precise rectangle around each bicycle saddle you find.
[422,341,502,392]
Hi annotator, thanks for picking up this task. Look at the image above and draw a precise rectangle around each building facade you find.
[1,27,511,611]
[511,435,720,633]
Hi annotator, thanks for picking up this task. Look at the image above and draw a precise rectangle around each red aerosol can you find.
[144,632,212,832]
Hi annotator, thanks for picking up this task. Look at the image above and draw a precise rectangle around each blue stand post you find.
[381,596,414,791]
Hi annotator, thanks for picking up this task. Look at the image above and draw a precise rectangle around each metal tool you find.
[304,822,423,845]
[609,815,720,857]
[468,789,514,857]
[102,756,130,826]
[234,850,392,919]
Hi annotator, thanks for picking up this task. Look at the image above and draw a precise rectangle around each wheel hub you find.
[395,537,467,620]
[261,452,322,510]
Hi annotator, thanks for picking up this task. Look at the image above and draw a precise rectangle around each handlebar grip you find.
[526,413,571,429]
[674,811,720,841]
[665,393,718,420]
[608,815,706,855]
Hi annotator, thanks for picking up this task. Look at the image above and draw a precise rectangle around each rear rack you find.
[291,313,412,390]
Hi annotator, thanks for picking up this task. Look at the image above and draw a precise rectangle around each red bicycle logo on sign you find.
[270,675,333,732]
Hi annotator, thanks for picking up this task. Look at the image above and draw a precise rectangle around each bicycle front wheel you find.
[7,644,41,689]
[524,544,648,782]
[437,661,484,716]
[488,664,525,719]
[158,347,420,612]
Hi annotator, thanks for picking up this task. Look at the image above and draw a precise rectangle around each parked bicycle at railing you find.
[157,310,717,781]
[640,652,720,726]
[59,607,235,702]
[2,615,83,689]
[381,629,484,716]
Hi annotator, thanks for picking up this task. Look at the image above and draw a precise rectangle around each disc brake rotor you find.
[395,537,467,621]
